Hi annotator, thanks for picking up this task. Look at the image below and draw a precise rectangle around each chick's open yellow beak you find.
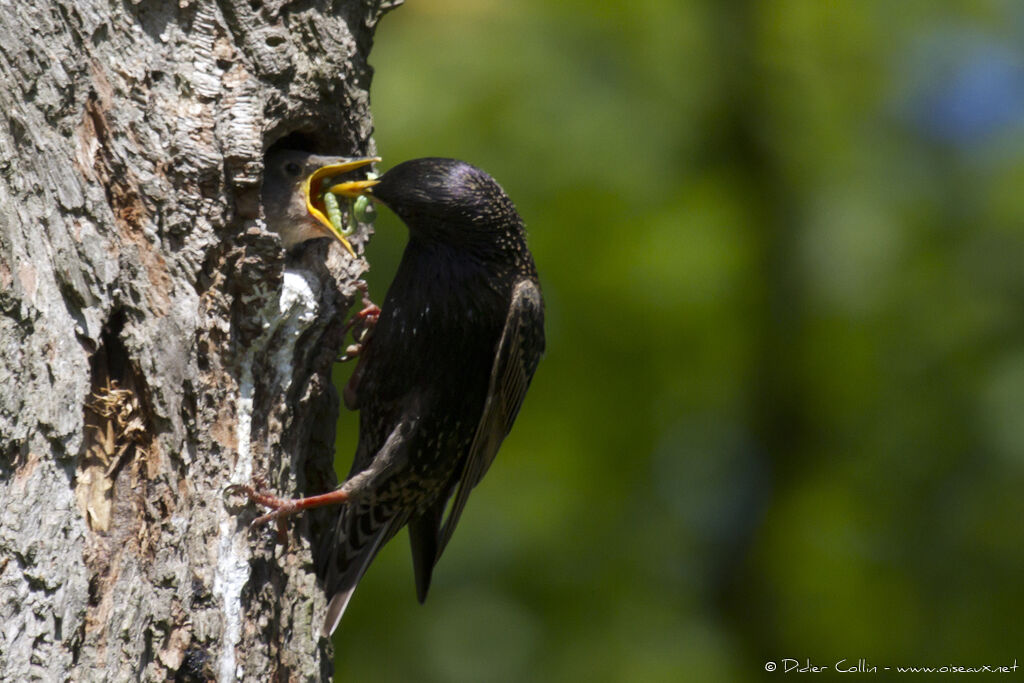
[304,156,381,256]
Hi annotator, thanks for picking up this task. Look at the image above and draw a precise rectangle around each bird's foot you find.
[339,281,380,362]
[225,478,351,541]
[224,478,294,542]
[226,479,298,526]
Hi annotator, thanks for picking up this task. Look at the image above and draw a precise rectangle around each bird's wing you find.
[436,278,545,555]
[322,514,403,637]
[322,409,420,636]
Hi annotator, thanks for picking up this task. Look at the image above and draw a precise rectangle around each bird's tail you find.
[320,501,405,638]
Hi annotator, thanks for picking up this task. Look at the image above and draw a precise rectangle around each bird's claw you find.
[224,479,294,542]
[339,281,380,362]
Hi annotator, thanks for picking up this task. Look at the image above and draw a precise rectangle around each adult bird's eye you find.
[285,161,302,176]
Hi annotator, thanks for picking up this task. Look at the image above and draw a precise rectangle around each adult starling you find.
[242,156,545,637]
[261,149,379,253]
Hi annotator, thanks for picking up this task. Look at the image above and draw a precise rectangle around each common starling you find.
[243,156,545,637]
[261,149,379,253]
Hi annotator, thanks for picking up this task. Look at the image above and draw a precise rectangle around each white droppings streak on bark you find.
[274,271,320,387]
[212,271,320,682]
[213,283,271,683]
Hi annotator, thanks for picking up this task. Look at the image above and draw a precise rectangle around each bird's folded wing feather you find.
[322,411,420,636]
[437,278,545,555]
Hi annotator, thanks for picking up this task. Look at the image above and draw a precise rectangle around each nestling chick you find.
[262,149,377,251]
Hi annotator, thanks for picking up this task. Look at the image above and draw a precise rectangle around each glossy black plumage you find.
[322,158,545,636]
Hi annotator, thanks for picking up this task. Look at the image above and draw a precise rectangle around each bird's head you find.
[262,149,379,253]
[332,157,524,249]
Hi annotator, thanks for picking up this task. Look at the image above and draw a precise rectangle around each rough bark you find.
[0,0,393,679]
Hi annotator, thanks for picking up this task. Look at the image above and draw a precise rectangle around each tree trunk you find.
[0,0,392,679]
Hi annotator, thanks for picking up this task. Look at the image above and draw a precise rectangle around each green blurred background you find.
[331,1,1024,680]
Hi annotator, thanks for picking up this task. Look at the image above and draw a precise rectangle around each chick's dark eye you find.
[284,161,302,176]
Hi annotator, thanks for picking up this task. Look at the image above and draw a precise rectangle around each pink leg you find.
[226,480,350,540]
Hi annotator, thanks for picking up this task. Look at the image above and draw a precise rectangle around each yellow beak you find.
[304,157,381,256]
[328,179,380,198]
